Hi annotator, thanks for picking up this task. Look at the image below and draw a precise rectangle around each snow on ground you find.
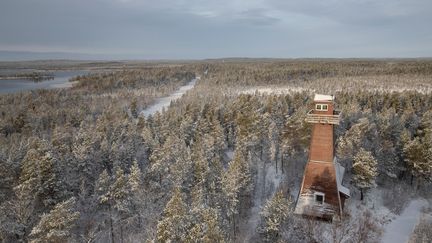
[381,199,429,243]
[238,86,307,95]
[242,163,283,242]
[238,85,432,96]
[346,187,430,243]
[348,188,394,221]
[224,149,234,160]
[266,164,282,194]
[49,81,79,88]
[141,78,198,117]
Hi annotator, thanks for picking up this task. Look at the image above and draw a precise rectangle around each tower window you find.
[315,104,328,111]
[314,192,325,204]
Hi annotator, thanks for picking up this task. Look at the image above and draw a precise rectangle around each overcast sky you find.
[1,0,431,59]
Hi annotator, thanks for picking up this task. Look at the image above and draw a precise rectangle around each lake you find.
[0,70,88,94]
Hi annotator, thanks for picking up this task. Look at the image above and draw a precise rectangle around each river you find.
[0,70,88,94]
[141,77,198,117]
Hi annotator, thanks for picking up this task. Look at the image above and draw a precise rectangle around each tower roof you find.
[314,94,334,102]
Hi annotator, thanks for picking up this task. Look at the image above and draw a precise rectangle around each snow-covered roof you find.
[314,94,334,102]
[335,161,350,197]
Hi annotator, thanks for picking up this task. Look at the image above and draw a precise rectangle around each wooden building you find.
[294,94,350,220]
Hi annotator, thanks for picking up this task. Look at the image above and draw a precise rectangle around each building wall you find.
[309,124,334,162]
[313,100,334,115]
[301,161,340,209]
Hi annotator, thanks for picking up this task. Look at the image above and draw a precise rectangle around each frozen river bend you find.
[141,77,198,117]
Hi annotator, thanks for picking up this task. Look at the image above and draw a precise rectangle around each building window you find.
[315,104,328,111]
[314,192,325,204]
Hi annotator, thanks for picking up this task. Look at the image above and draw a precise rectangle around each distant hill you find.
[0,50,126,61]
[1,51,430,62]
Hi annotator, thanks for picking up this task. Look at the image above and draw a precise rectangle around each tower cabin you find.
[294,94,350,221]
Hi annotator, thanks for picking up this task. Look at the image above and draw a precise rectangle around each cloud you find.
[0,0,431,58]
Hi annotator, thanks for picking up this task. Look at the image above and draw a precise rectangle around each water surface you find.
[0,70,88,94]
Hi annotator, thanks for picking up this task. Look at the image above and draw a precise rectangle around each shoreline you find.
[0,76,54,81]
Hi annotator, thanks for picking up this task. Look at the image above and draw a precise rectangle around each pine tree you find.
[12,138,62,240]
[191,147,210,208]
[404,111,432,186]
[211,117,226,156]
[130,99,138,119]
[221,149,250,239]
[96,167,130,243]
[268,120,280,172]
[141,126,157,157]
[95,169,114,243]
[72,121,101,191]
[259,191,291,242]
[128,159,145,230]
[337,118,370,160]
[111,166,128,211]
[201,208,224,243]
[111,167,129,243]
[404,137,432,185]
[185,208,225,243]
[352,148,378,200]
[150,135,191,189]
[38,151,59,207]
[180,115,195,146]
[14,148,40,228]
[29,197,80,243]
[281,111,310,174]
[128,159,142,193]
[207,156,224,209]
[156,187,188,242]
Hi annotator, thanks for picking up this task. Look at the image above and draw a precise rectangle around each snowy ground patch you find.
[238,86,307,95]
[381,199,429,243]
[346,187,431,243]
[141,78,198,117]
[241,163,283,242]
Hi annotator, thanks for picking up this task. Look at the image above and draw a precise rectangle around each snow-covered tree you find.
[179,115,195,146]
[221,149,250,239]
[352,148,378,200]
[150,134,192,189]
[211,117,227,156]
[156,187,188,242]
[259,191,291,242]
[337,118,370,160]
[191,147,210,208]
[268,120,280,172]
[130,98,138,119]
[11,138,63,240]
[141,125,157,157]
[128,159,142,193]
[95,167,130,243]
[127,159,145,230]
[29,197,80,243]
[186,208,225,243]
[111,166,128,210]
[404,137,432,185]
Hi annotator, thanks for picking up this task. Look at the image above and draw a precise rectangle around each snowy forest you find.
[0,59,431,242]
